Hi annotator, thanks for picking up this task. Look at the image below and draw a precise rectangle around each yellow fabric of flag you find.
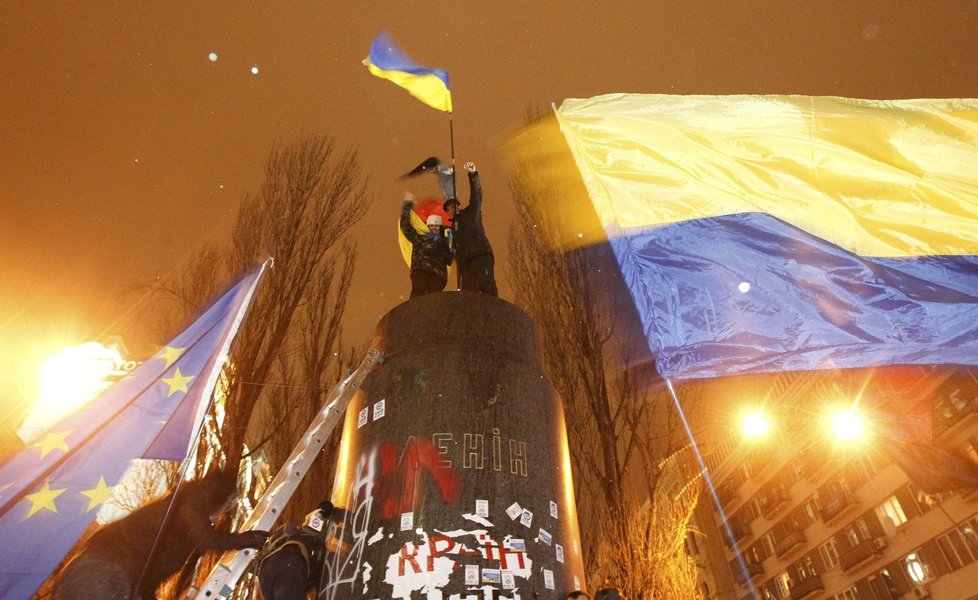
[556,94,978,257]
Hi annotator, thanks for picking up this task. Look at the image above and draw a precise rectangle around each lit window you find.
[962,518,978,549]
[832,586,859,600]
[875,495,908,528]
[804,501,818,523]
[819,539,840,569]
[937,535,964,571]
[867,571,897,599]
[761,533,776,558]
[797,555,817,580]
[949,389,969,411]
[937,528,978,571]
[774,571,791,598]
[902,551,934,583]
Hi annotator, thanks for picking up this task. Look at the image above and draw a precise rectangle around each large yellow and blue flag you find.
[526,94,978,380]
[0,263,266,600]
[363,31,452,112]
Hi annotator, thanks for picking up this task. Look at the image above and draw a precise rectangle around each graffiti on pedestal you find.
[322,435,466,599]
[323,428,561,600]
[384,528,533,599]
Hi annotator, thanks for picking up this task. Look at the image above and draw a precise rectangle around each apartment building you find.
[685,368,978,600]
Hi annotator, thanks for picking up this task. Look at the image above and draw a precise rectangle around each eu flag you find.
[0,263,266,600]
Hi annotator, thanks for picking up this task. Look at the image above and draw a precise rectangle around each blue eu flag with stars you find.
[0,263,266,600]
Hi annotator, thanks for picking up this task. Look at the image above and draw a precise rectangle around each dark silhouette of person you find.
[443,161,497,296]
[257,501,337,600]
[595,576,624,600]
[52,470,268,600]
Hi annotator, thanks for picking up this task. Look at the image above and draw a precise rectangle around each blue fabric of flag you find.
[544,94,978,381]
[366,31,449,87]
[609,213,978,380]
[363,31,452,112]
[0,264,264,600]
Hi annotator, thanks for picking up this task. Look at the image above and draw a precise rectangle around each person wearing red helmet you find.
[400,192,454,298]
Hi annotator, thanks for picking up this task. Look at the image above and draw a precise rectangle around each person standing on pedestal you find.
[400,192,454,298]
[443,161,497,296]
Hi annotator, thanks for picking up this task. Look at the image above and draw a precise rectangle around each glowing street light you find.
[741,410,770,439]
[830,409,864,442]
[18,342,129,443]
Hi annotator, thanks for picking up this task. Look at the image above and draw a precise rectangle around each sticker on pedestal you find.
[502,571,515,589]
[538,528,552,546]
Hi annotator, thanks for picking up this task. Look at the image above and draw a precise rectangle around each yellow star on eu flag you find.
[25,481,66,517]
[80,476,115,512]
[158,346,185,368]
[29,429,73,459]
[162,368,194,397]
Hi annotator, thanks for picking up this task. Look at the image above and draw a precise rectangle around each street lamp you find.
[741,410,770,439]
[829,409,864,442]
[18,341,128,443]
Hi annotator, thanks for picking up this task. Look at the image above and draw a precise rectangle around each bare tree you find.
[32,134,367,600]
[217,134,369,470]
[113,133,370,599]
[508,165,702,599]
[253,239,363,522]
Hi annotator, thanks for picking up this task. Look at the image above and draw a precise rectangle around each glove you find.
[241,529,270,548]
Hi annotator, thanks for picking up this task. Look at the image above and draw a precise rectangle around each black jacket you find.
[452,171,493,264]
[400,202,454,278]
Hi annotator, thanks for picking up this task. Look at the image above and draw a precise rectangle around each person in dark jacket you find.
[443,162,497,296]
[257,501,337,600]
[52,471,267,600]
[400,192,454,298]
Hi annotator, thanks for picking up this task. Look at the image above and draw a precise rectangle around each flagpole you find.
[449,112,460,290]
[134,260,270,595]
[665,378,761,600]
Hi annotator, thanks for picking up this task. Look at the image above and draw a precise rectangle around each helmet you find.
[426,215,443,227]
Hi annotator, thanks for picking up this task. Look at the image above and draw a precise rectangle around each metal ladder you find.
[187,347,383,600]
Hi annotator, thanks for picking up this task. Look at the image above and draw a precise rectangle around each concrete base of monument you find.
[323,291,586,600]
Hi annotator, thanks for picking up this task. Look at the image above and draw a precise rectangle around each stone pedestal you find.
[323,292,585,600]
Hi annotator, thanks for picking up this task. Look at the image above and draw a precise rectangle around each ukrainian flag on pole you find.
[514,94,978,381]
[364,31,452,112]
